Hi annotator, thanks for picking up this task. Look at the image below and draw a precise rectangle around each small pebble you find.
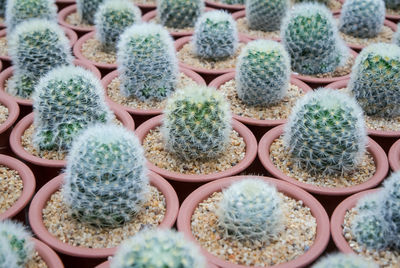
[0,165,23,214]
[0,104,9,125]
[81,37,116,64]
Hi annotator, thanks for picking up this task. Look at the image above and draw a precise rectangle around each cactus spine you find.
[245,0,290,32]
[157,0,205,29]
[76,0,105,24]
[312,253,378,268]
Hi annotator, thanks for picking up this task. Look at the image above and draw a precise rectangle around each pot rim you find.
[33,237,64,268]
[389,138,400,171]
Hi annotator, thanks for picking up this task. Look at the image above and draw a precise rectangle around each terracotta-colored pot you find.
[33,238,64,268]
[58,5,95,36]
[389,138,400,171]
[0,60,101,118]
[29,172,179,267]
[0,91,19,153]
[338,0,400,23]
[0,154,35,222]
[101,67,206,127]
[327,78,400,153]
[95,260,218,268]
[258,125,389,215]
[177,175,330,268]
[9,106,135,188]
[331,188,381,254]
[205,0,244,12]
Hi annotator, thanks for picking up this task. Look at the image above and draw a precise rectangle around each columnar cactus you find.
[94,0,141,52]
[235,40,290,106]
[312,253,378,268]
[5,0,57,32]
[281,3,349,75]
[76,0,105,24]
[117,23,178,101]
[283,89,367,175]
[162,85,231,161]
[348,43,400,117]
[32,66,114,151]
[157,0,205,29]
[0,220,34,268]
[245,0,289,32]
[63,124,149,228]
[193,10,238,59]
[384,0,400,9]
[339,0,385,38]
[111,229,206,268]
[217,178,283,244]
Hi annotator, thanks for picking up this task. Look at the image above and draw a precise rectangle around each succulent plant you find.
[281,3,349,75]
[63,124,149,228]
[5,0,57,32]
[294,0,329,4]
[382,172,400,249]
[111,229,206,268]
[0,0,6,17]
[384,0,400,9]
[393,24,400,46]
[32,66,114,151]
[76,0,105,24]
[162,85,231,161]
[245,0,289,32]
[94,0,141,52]
[283,88,367,175]
[312,253,378,268]
[235,40,290,106]
[219,0,244,3]
[348,43,400,117]
[193,10,238,59]
[157,0,205,29]
[217,178,283,244]
[339,0,385,38]
[117,23,178,101]
[0,220,34,268]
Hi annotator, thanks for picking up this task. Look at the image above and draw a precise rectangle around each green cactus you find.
[76,0,105,24]
[382,172,400,249]
[217,178,283,244]
[312,253,378,268]
[0,0,6,17]
[348,43,400,117]
[94,0,141,52]
[7,73,37,99]
[157,0,205,29]
[283,88,367,175]
[117,23,178,101]
[220,0,244,4]
[393,23,400,46]
[235,40,290,106]
[193,10,238,59]
[162,85,231,161]
[384,0,400,9]
[245,0,289,32]
[63,124,149,228]
[294,0,329,3]
[32,66,114,151]
[281,3,349,75]
[110,229,206,268]
[339,0,385,38]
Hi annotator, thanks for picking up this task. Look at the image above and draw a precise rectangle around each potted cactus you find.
[29,124,179,266]
[73,0,141,72]
[258,89,388,214]
[177,176,330,267]
[312,253,378,267]
[204,0,244,12]
[339,0,400,22]
[293,0,343,12]
[0,91,19,153]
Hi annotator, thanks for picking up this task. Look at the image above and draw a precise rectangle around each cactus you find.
[63,124,149,228]
[348,43,400,117]
[235,40,290,106]
[0,220,34,268]
[283,88,367,175]
[76,0,105,24]
[0,0,6,17]
[339,0,385,38]
[384,0,400,9]
[393,23,400,46]
[220,0,244,4]
[294,0,330,3]
[162,85,231,161]
[217,178,283,244]
[94,0,141,52]
[193,10,238,59]
[382,172,400,249]
[157,0,205,29]
[32,66,114,151]
[355,192,383,212]
[117,23,178,101]
[5,0,57,32]
[245,0,290,32]
[312,253,378,268]
[281,3,349,75]
[111,229,206,268]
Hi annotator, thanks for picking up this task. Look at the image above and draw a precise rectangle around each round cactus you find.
[217,178,283,244]
[117,23,178,101]
[162,85,231,161]
[393,23,400,46]
[5,0,57,32]
[245,0,289,32]
[283,88,367,175]
[193,10,238,59]
[355,192,383,213]
[63,124,149,228]
[110,229,206,268]
[157,0,205,29]
[235,40,290,106]
[312,253,378,268]
[32,66,114,151]
[382,172,400,249]
[94,0,141,52]
[220,0,244,3]
[295,0,330,3]
[76,0,105,24]
[339,0,385,38]
[385,0,400,9]
[281,3,349,75]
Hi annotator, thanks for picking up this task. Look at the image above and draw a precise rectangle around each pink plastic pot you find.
[389,138,400,171]
[33,238,65,268]
[177,175,330,268]
[95,260,218,268]
[0,91,19,153]
[29,172,179,267]
[58,5,95,36]
[205,0,244,12]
